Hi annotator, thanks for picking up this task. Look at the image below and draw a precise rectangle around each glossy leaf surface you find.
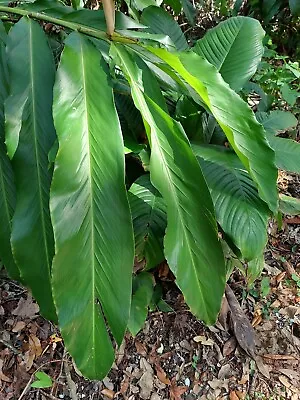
[149,48,278,213]
[115,44,226,324]
[128,174,167,270]
[193,144,270,261]
[5,18,56,319]
[193,17,264,91]
[141,6,188,51]
[51,33,134,379]
[0,31,19,280]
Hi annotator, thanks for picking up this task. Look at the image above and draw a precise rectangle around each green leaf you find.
[5,18,56,320]
[279,194,300,216]
[128,174,167,270]
[141,6,188,51]
[0,33,19,280]
[31,372,52,389]
[128,272,154,336]
[193,17,265,91]
[114,45,226,325]
[51,33,134,380]
[247,253,264,285]
[164,0,182,14]
[266,133,300,173]
[132,0,162,11]
[193,144,270,261]
[180,0,196,26]
[289,0,300,16]
[149,48,278,213]
[280,83,299,106]
[256,111,298,134]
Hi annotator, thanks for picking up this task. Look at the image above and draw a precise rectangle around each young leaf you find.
[128,272,154,336]
[31,371,52,389]
[141,6,188,51]
[5,18,56,319]
[114,45,226,325]
[266,133,300,174]
[193,144,270,261]
[193,17,265,91]
[128,174,167,270]
[0,33,19,280]
[148,48,278,213]
[51,33,134,380]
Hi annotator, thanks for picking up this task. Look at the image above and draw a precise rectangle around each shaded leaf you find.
[115,45,226,325]
[180,0,196,26]
[193,17,265,91]
[51,33,134,380]
[128,174,167,270]
[128,272,154,336]
[193,144,270,261]
[247,253,264,285]
[5,18,56,320]
[266,133,300,173]
[256,110,297,135]
[141,6,188,51]
[0,30,19,280]
[279,194,300,216]
[148,48,278,213]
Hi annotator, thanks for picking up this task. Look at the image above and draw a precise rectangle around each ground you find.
[0,171,300,400]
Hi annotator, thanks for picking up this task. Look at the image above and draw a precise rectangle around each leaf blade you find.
[51,33,134,379]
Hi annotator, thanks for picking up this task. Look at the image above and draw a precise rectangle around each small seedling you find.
[260,277,271,298]
[31,371,52,389]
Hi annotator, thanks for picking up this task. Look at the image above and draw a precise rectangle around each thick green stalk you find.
[0,6,127,42]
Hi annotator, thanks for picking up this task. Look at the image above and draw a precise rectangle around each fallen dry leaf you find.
[251,314,263,328]
[229,391,239,400]
[101,388,115,399]
[0,359,12,383]
[169,381,188,400]
[155,364,171,385]
[193,336,214,346]
[284,217,300,224]
[235,390,246,400]
[223,337,237,356]
[263,354,297,360]
[12,295,39,317]
[12,320,26,333]
[225,285,256,359]
[29,334,42,357]
[135,340,147,357]
[279,375,300,394]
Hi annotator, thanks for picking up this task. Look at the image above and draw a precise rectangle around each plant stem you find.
[0,5,109,41]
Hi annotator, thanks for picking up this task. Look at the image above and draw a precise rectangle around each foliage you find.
[0,0,298,380]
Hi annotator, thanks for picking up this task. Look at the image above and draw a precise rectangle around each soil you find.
[0,169,300,400]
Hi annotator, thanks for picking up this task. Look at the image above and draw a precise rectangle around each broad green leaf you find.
[193,144,270,261]
[132,0,162,11]
[256,111,298,134]
[193,17,265,91]
[279,194,300,216]
[266,133,300,174]
[290,0,300,16]
[5,18,56,319]
[128,272,154,336]
[128,174,167,270]
[0,34,19,280]
[141,6,188,51]
[51,33,134,380]
[114,45,226,325]
[164,0,182,14]
[149,48,278,213]
[280,83,299,107]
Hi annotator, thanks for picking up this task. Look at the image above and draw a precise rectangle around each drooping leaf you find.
[266,133,300,174]
[193,144,270,261]
[180,0,196,26]
[193,17,265,91]
[132,0,162,11]
[148,48,278,213]
[0,32,19,280]
[5,18,56,320]
[128,174,167,270]
[128,272,154,336]
[279,194,300,216]
[51,33,134,380]
[114,45,226,325]
[141,6,188,51]
[256,110,298,135]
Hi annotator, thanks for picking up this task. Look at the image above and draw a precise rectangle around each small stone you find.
[102,377,114,391]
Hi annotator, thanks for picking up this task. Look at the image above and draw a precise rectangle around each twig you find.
[64,359,78,400]
[0,337,21,355]
[39,390,60,400]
